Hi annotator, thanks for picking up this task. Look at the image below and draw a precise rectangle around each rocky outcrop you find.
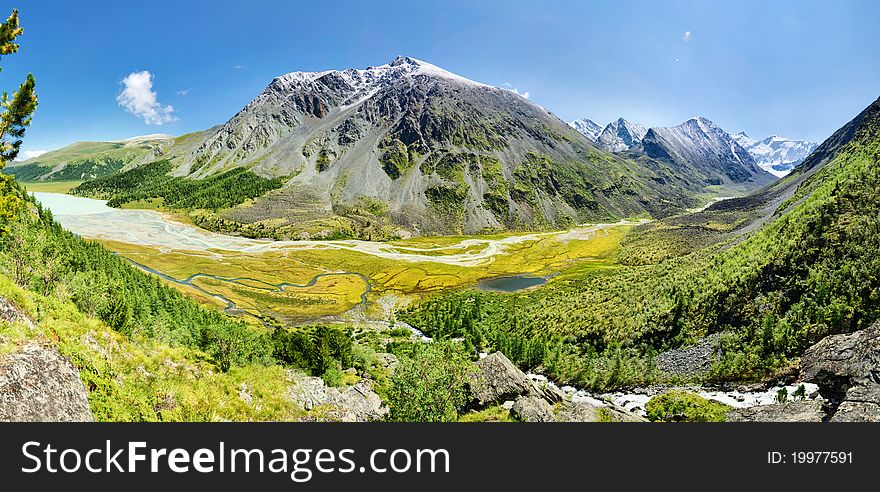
[0,297,34,328]
[0,343,94,422]
[288,374,387,422]
[471,352,645,422]
[726,400,826,422]
[800,322,880,422]
[655,333,723,378]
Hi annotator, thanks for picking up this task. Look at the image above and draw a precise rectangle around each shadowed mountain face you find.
[135,56,710,237]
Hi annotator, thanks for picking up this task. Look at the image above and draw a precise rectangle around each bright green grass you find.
[20,181,83,193]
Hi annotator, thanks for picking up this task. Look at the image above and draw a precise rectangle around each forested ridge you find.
[73,160,287,211]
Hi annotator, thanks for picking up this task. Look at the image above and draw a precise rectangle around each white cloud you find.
[16,149,48,161]
[683,30,692,42]
[500,82,529,99]
[117,71,177,125]
[507,87,530,99]
[176,89,190,96]
[232,64,245,70]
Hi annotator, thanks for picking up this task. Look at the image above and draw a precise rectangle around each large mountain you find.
[639,117,776,190]
[568,118,603,141]
[6,135,174,182]
[732,132,818,177]
[93,56,714,238]
[596,118,648,152]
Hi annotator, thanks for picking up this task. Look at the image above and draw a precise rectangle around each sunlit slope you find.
[7,135,173,182]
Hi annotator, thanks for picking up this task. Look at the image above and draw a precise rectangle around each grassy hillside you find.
[402,97,880,390]
[7,136,172,182]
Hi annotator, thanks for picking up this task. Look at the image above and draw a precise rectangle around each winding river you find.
[31,192,644,266]
[126,257,372,322]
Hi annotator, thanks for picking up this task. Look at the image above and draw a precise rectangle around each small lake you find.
[477,275,547,292]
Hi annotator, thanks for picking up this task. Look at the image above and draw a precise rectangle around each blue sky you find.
[3,0,879,158]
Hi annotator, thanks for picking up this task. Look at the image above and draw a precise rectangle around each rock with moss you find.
[510,395,555,422]
[0,297,34,328]
[0,343,94,422]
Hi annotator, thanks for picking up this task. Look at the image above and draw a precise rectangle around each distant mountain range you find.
[70,57,724,239]
[570,116,774,190]
[26,57,788,238]
[571,115,815,179]
[732,132,818,177]
[596,118,648,152]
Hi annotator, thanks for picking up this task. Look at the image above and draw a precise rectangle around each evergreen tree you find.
[0,9,38,235]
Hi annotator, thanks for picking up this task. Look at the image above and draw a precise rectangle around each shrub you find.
[320,358,344,387]
[202,323,272,372]
[387,342,473,422]
[645,390,730,422]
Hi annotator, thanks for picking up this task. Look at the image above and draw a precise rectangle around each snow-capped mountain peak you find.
[596,117,648,152]
[272,55,492,98]
[732,132,818,177]
[568,118,604,141]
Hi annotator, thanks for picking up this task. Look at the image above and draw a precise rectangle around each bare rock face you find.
[468,352,534,407]
[510,396,556,423]
[288,374,387,422]
[0,343,94,422]
[800,321,880,422]
[726,400,826,422]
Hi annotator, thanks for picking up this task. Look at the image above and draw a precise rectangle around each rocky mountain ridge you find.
[596,117,648,152]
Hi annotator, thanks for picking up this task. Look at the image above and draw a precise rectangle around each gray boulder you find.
[800,321,880,422]
[726,400,826,422]
[0,343,94,422]
[556,400,647,422]
[511,396,556,422]
[288,373,387,422]
[530,379,566,404]
[468,352,534,407]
